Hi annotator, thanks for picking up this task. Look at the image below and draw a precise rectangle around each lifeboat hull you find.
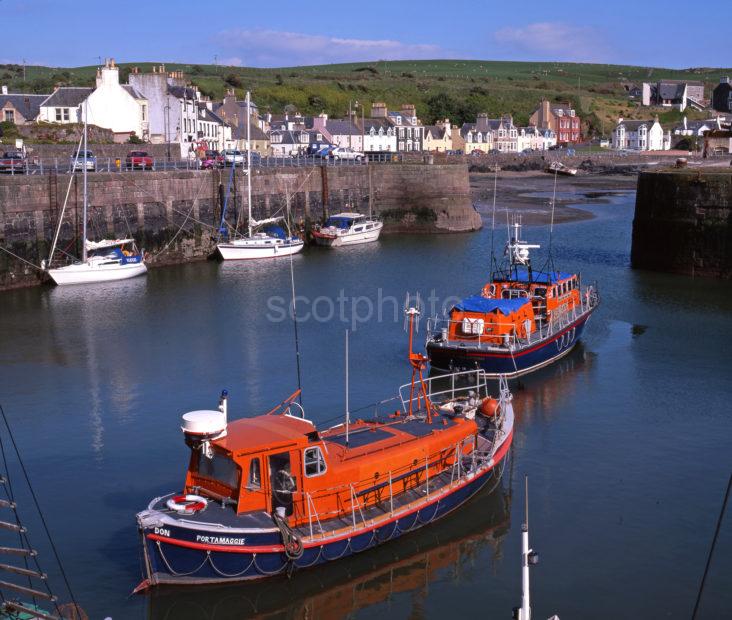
[427,313,590,378]
[136,422,512,588]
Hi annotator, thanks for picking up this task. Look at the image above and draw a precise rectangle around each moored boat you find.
[47,238,147,285]
[135,310,513,589]
[426,218,599,378]
[544,160,577,176]
[312,212,383,247]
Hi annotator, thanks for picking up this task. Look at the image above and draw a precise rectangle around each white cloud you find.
[493,22,610,62]
[216,29,445,66]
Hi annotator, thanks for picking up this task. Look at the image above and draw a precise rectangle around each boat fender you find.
[166,494,208,514]
[480,398,499,417]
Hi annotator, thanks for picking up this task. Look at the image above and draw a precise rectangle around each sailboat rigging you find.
[44,101,147,285]
[216,91,304,260]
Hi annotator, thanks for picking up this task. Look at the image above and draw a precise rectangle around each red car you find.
[126,150,153,170]
[199,150,224,170]
[0,151,27,174]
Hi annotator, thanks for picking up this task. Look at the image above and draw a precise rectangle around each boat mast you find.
[489,164,498,277]
[345,329,350,446]
[246,91,252,239]
[520,475,532,620]
[82,100,88,262]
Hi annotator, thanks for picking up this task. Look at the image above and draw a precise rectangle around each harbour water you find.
[0,189,731,618]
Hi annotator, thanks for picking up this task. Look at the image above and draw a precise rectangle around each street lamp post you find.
[164,104,171,161]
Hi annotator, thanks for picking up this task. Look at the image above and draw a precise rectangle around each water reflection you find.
[146,478,512,620]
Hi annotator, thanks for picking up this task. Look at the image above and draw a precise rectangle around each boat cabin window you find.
[196,451,240,489]
[248,458,261,490]
[501,288,528,299]
[533,287,547,298]
[303,446,327,477]
[462,317,484,335]
[353,226,363,232]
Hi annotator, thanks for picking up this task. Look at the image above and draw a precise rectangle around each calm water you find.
[1,191,731,619]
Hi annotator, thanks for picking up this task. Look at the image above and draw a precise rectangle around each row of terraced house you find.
[1,59,583,158]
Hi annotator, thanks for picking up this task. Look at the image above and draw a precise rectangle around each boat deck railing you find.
[426,286,599,352]
[397,368,490,412]
[295,427,504,541]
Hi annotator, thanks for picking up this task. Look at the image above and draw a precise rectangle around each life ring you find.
[479,397,499,417]
[166,494,208,514]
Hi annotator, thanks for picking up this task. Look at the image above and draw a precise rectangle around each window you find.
[304,447,326,477]
[63,108,69,121]
[248,458,261,489]
[55,108,62,122]
[141,105,147,121]
[196,451,240,488]
[4,110,14,123]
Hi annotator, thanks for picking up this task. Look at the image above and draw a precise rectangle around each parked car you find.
[70,149,97,172]
[222,150,245,166]
[0,151,26,174]
[126,150,153,170]
[329,147,364,162]
[199,150,224,170]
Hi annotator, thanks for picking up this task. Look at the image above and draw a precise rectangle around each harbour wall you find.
[0,163,480,290]
[631,168,732,278]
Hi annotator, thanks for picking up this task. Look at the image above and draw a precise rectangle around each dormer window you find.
[570,110,575,117]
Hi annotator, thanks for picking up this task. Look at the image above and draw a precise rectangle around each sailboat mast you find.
[246,91,252,239]
[82,100,88,262]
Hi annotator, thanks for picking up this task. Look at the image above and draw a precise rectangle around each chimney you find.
[1,85,7,95]
[371,102,387,118]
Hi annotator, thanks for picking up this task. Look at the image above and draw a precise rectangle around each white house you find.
[361,118,397,153]
[269,129,312,156]
[517,126,556,151]
[38,87,92,124]
[612,117,669,151]
[82,59,148,140]
[370,102,424,152]
[128,65,202,157]
[196,107,231,152]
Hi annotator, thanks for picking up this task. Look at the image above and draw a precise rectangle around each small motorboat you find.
[135,309,513,588]
[426,218,599,377]
[312,212,383,247]
[544,161,577,176]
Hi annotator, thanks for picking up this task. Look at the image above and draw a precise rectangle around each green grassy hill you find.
[2,59,730,136]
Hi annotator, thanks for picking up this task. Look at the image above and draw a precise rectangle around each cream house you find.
[423,119,453,152]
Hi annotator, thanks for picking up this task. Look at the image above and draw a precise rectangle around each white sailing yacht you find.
[216,91,304,260]
[45,102,147,285]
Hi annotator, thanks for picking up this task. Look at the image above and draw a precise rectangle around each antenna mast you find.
[81,100,88,262]
[345,330,350,446]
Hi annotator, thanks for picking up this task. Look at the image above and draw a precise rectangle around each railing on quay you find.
[0,152,410,177]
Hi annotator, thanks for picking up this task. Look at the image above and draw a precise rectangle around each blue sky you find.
[2,0,729,69]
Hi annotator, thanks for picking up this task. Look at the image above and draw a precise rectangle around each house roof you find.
[424,125,445,139]
[0,93,48,120]
[270,129,312,144]
[362,118,391,132]
[617,119,654,130]
[122,85,146,100]
[167,85,198,100]
[325,119,360,136]
[658,82,686,101]
[41,87,93,108]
